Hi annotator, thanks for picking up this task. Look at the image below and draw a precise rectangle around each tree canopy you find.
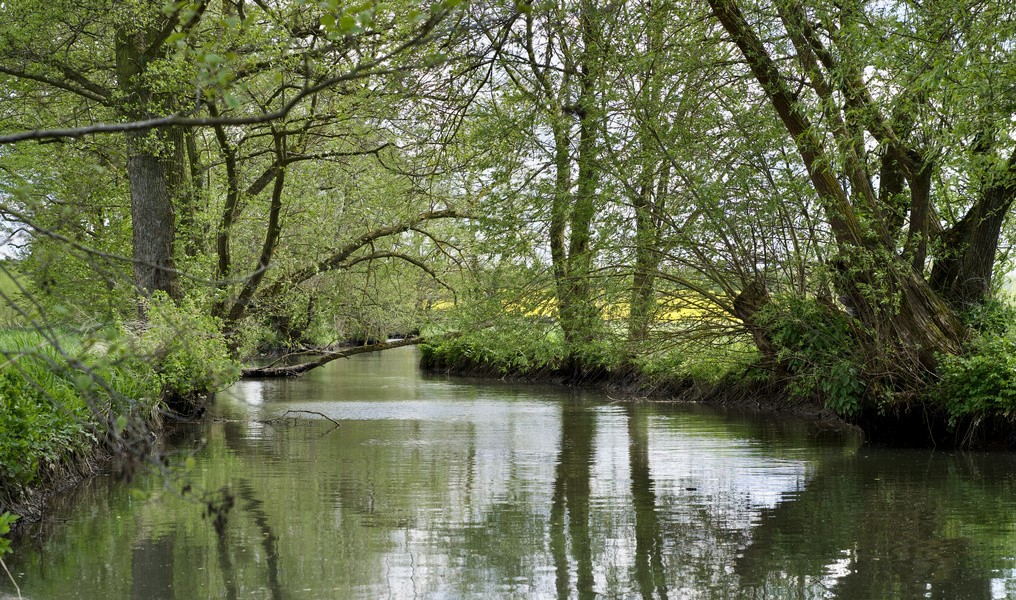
[3,0,1016,443]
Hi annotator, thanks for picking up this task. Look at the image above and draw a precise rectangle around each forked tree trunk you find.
[930,180,1016,308]
[709,0,968,371]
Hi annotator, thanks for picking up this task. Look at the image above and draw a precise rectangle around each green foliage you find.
[0,266,30,328]
[761,298,866,416]
[423,315,756,387]
[139,294,240,400]
[0,367,85,485]
[422,317,565,375]
[633,349,686,382]
[0,327,159,491]
[0,511,16,557]
[936,300,1016,423]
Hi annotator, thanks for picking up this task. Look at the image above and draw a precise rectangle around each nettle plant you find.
[936,299,1016,424]
[760,297,867,416]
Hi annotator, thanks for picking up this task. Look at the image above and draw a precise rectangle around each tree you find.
[701,0,1015,380]
[0,0,468,319]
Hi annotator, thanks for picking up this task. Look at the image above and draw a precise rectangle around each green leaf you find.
[74,374,92,391]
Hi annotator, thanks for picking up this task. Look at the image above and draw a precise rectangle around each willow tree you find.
[702,0,1016,381]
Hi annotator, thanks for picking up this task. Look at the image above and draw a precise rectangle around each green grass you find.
[0,327,160,501]
[0,267,31,328]
[421,316,758,384]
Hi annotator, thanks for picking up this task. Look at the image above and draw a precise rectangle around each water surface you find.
[5,347,1016,599]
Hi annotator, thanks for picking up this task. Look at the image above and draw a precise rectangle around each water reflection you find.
[551,402,596,600]
[627,404,668,600]
[736,449,1016,599]
[3,348,1016,599]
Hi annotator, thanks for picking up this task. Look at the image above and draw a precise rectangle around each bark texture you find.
[115,16,180,299]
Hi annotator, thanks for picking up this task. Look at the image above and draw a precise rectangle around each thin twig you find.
[0,555,21,600]
[277,410,341,428]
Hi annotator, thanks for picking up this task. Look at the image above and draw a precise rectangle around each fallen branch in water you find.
[212,410,341,434]
[268,410,341,428]
[241,337,425,378]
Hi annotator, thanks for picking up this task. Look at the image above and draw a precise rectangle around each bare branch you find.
[241,337,426,377]
[0,8,455,145]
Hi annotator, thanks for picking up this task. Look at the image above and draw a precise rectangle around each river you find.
[4,346,1016,599]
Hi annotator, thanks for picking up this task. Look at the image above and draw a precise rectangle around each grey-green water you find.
[5,346,1016,599]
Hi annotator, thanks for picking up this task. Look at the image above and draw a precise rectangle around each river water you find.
[4,347,1016,599]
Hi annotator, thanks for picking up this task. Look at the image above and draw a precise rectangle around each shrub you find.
[936,300,1016,424]
[759,297,867,416]
[137,293,240,404]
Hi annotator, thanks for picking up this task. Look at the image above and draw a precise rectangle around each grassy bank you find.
[420,308,1016,449]
[420,318,858,439]
[0,327,159,520]
[420,317,762,393]
[0,295,241,523]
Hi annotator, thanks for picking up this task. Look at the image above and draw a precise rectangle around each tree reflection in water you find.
[550,401,596,600]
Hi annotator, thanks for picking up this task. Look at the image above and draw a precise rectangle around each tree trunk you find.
[627,2,668,354]
[115,20,180,300]
[549,119,573,341]
[224,129,287,327]
[555,1,603,370]
[123,132,179,298]
[708,0,968,370]
[930,175,1016,308]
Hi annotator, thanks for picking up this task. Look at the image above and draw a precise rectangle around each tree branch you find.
[0,65,110,104]
[0,8,454,145]
[282,209,469,287]
[241,336,426,377]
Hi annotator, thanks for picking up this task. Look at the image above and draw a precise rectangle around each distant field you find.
[429,295,722,322]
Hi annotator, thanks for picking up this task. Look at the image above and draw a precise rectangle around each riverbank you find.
[0,306,240,525]
[14,346,1016,599]
[419,342,1016,450]
[420,347,862,435]
[0,333,164,525]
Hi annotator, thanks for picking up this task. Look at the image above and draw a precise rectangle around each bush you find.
[936,300,1016,424]
[759,297,867,416]
[137,293,240,404]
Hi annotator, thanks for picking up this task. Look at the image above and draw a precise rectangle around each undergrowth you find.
[935,298,1016,427]
[420,317,755,386]
[0,294,240,517]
